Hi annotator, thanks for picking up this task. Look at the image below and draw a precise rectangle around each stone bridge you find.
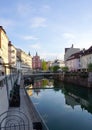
[23,72,61,79]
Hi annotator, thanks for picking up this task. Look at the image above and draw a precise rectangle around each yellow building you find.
[17,49,32,74]
[0,26,9,74]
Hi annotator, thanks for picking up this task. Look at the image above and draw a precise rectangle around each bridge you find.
[23,72,62,78]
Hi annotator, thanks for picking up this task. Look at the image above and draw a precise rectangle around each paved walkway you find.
[8,79,33,130]
[1,76,47,130]
[7,78,43,130]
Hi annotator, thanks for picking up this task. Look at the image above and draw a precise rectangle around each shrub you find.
[62,66,69,72]
[88,63,92,72]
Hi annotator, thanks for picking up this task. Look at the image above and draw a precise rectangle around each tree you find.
[42,60,48,71]
[42,79,48,88]
[49,66,53,71]
[53,65,60,72]
[61,66,69,72]
[88,63,92,72]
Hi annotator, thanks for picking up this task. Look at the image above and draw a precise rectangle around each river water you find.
[26,79,92,130]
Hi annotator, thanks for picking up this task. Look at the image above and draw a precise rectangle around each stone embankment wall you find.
[64,75,88,87]
[54,72,92,88]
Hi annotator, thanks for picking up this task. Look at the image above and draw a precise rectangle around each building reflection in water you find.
[26,84,33,96]
[33,79,54,95]
[27,79,92,115]
[33,79,54,88]
[64,90,92,112]
[27,79,54,96]
[60,83,92,114]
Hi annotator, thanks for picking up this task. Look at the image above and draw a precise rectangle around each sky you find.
[0,0,92,61]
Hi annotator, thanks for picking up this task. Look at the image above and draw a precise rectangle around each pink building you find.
[32,52,42,70]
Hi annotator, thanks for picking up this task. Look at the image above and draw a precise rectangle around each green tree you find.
[88,63,92,72]
[42,60,48,71]
[49,66,53,71]
[53,65,60,72]
[62,66,69,72]
[42,79,48,88]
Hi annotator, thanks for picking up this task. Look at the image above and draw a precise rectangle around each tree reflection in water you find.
[27,78,92,130]
[53,80,92,114]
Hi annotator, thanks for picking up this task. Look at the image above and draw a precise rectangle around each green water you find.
[27,79,92,130]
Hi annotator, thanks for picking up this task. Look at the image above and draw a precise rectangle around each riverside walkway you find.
[10,82,33,130]
[0,74,49,130]
[7,79,43,130]
[0,80,39,130]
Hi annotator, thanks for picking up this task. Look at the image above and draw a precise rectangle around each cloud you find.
[57,52,64,60]
[62,33,76,48]
[0,18,14,29]
[39,52,64,60]
[63,32,92,50]
[63,33,75,39]
[17,3,32,16]
[29,43,41,50]
[22,35,38,40]
[41,5,51,12]
[43,5,50,10]
[31,17,47,28]
[74,40,92,50]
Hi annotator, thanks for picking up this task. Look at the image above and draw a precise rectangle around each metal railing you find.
[0,110,30,130]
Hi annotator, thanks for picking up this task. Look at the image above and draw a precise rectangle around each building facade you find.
[52,59,65,68]
[16,56,21,73]
[66,46,92,71]
[80,46,92,70]
[66,52,81,71]
[17,49,32,74]
[0,26,9,74]
[64,44,80,65]
[32,52,42,71]
[8,41,17,73]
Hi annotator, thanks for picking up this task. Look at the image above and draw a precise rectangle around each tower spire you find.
[36,52,38,56]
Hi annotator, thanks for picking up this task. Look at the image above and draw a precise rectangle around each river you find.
[26,78,92,130]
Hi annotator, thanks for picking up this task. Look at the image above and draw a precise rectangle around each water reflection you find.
[61,83,92,113]
[27,79,54,96]
[53,80,92,115]
[28,79,92,114]
[26,84,33,96]
[27,79,92,130]
[33,79,54,88]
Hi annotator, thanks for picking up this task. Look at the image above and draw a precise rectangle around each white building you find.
[80,46,92,70]
[52,59,65,67]
[66,52,81,71]
[64,44,80,65]
[66,46,92,71]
